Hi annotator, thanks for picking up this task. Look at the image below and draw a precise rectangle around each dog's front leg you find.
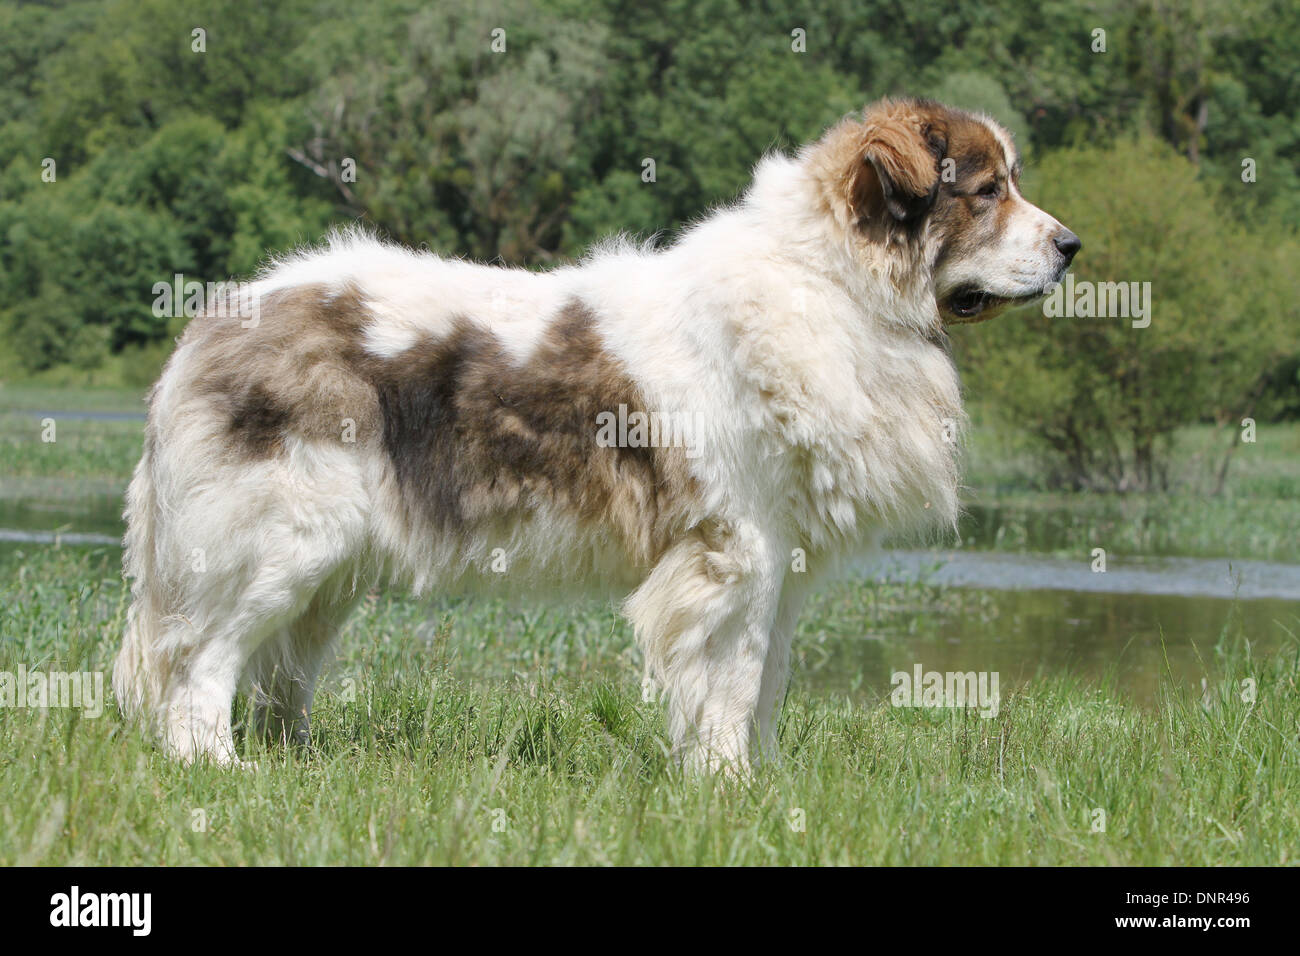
[625,521,785,775]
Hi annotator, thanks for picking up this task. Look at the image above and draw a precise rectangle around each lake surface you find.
[860,549,1300,601]
[810,571,1296,707]
[0,489,126,539]
[2,490,1296,708]
[18,410,147,422]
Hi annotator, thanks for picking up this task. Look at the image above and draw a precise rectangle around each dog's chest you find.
[766,335,963,552]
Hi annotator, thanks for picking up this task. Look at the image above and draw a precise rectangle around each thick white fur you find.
[112,128,1032,773]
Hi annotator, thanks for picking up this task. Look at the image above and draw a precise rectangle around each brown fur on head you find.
[850,98,950,228]
[811,97,1080,323]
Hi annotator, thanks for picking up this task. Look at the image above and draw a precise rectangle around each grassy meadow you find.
[3,544,1298,866]
[958,414,1300,563]
[1,383,1299,865]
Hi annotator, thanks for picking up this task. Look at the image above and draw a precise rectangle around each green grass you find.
[942,420,1300,562]
[0,415,144,483]
[2,384,1299,864]
[2,545,1297,865]
[0,384,147,416]
[953,493,1300,563]
[0,410,142,538]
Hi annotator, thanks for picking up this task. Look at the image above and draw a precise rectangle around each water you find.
[2,493,1296,708]
[807,580,1296,707]
[0,490,125,539]
[16,410,146,423]
[861,550,1300,601]
[834,549,1300,705]
[0,529,119,546]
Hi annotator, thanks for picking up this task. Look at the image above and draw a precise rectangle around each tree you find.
[953,136,1300,491]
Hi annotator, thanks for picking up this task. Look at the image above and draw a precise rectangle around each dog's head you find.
[822,98,1080,323]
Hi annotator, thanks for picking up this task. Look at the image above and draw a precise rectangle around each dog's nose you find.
[1054,230,1081,263]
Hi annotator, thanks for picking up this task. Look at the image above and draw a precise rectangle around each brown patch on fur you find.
[225,383,292,457]
[808,98,950,237]
[180,285,699,567]
[357,301,700,566]
[186,284,379,458]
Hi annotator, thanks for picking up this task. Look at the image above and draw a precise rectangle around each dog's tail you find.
[113,427,168,732]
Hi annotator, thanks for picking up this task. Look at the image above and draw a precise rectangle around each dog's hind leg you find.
[119,457,364,765]
[154,556,342,766]
[115,446,269,766]
[246,579,360,749]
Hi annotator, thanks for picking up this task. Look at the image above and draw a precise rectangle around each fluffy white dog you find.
[114,97,1078,771]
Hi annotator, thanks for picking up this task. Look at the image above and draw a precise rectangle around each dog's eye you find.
[977,182,1000,198]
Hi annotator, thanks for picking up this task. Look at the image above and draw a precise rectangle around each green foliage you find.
[0,0,1297,485]
[923,72,1031,151]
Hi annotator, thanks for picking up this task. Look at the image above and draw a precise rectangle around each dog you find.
[114,97,1078,771]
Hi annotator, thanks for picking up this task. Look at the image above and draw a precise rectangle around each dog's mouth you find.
[941,287,1043,324]
[945,288,996,321]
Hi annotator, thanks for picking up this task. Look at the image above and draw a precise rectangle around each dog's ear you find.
[850,103,948,226]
